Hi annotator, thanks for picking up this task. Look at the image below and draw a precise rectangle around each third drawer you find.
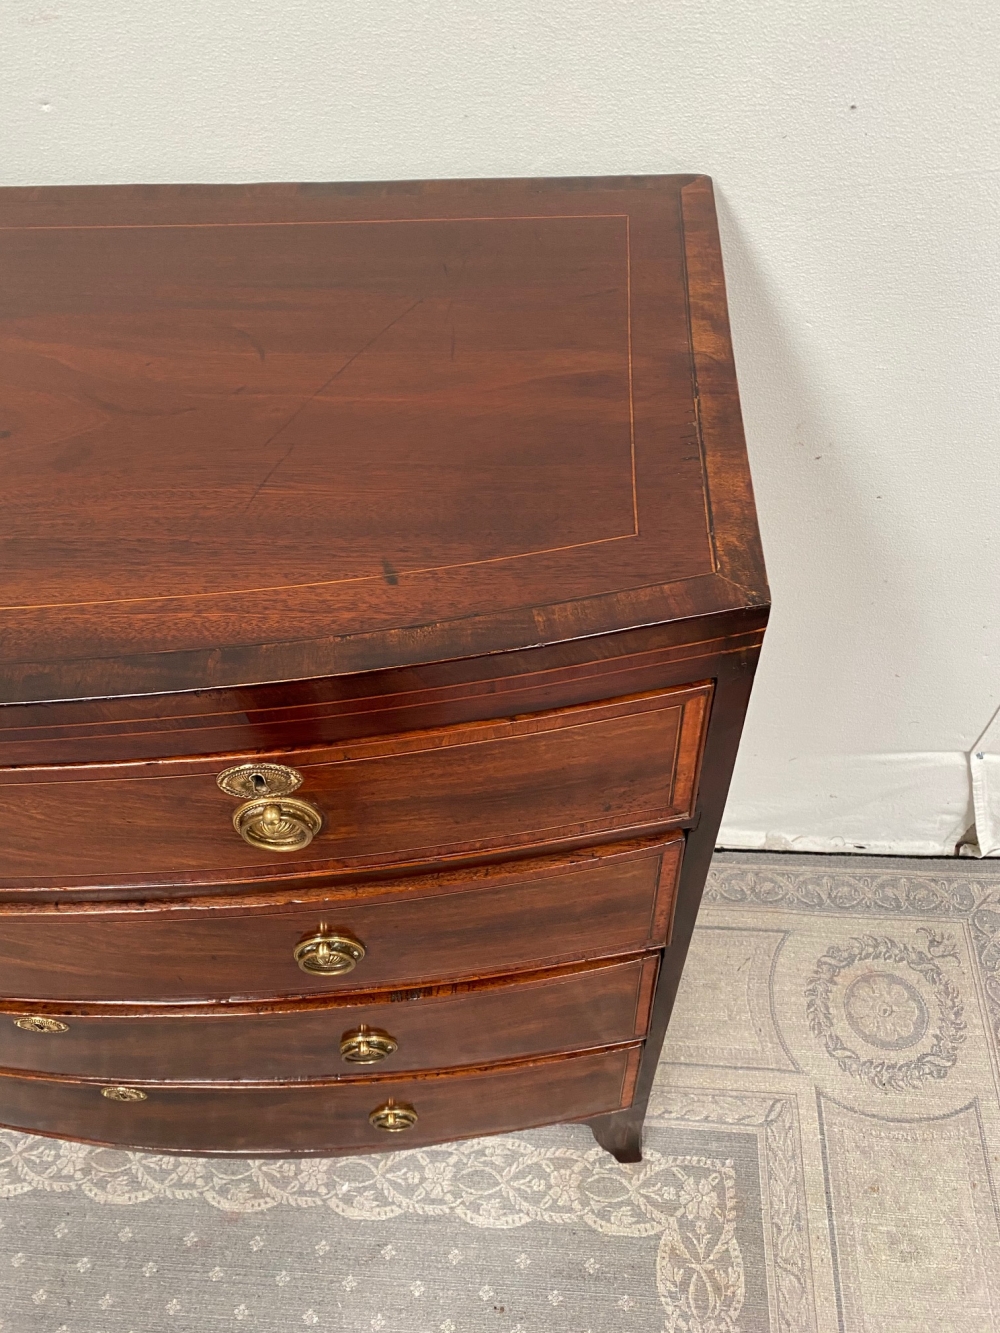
[0,954,658,1081]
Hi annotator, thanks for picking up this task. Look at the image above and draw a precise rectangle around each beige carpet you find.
[2,852,999,1332]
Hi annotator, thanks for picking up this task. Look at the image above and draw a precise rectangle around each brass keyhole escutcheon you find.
[217,763,304,800]
[232,796,323,852]
[294,930,366,976]
[218,763,324,852]
[14,1016,69,1034]
[340,1025,398,1064]
[369,1099,418,1132]
[101,1086,147,1102]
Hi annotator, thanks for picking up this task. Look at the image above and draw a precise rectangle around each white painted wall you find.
[4,0,998,854]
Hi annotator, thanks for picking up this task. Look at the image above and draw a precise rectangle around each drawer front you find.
[0,1046,642,1155]
[0,685,710,890]
[0,836,680,1002]
[0,955,658,1080]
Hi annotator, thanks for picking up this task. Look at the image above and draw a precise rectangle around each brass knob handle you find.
[369,1099,418,1132]
[293,930,366,976]
[340,1025,398,1064]
[233,797,323,852]
[101,1086,147,1102]
[14,1016,69,1033]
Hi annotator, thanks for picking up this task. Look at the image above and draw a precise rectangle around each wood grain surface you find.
[0,688,707,890]
[0,618,763,768]
[0,836,680,1001]
[0,174,767,705]
[0,1045,642,1155]
[0,173,768,1161]
[0,955,658,1081]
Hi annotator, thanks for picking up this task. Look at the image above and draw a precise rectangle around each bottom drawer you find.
[0,1045,641,1155]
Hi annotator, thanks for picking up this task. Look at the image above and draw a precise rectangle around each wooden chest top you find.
[0,174,765,705]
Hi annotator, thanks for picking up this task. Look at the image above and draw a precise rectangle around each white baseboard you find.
[718,751,973,857]
[969,707,1000,856]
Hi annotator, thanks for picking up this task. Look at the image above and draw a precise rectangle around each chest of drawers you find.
[0,173,767,1160]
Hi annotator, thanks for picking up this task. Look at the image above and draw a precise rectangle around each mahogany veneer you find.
[0,691,706,890]
[0,837,679,1001]
[0,1047,642,1156]
[0,172,767,1159]
[0,956,658,1081]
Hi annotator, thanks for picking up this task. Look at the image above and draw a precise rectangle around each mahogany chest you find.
[0,173,768,1160]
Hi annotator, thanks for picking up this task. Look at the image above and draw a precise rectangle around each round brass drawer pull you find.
[369,1099,418,1132]
[14,1016,69,1034]
[233,797,323,852]
[101,1086,147,1102]
[340,1025,398,1064]
[294,930,366,976]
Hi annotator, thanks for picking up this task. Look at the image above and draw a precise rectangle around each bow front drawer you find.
[0,1046,642,1156]
[0,955,658,1081]
[0,685,709,892]
[0,836,680,1002]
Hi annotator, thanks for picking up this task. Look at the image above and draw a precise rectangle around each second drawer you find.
[0,835,680,1002]
[0,954,658,1081]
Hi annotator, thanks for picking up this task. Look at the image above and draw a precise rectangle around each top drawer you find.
[0,684,710,892]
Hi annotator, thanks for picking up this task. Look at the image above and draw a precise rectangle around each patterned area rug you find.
[2,852,999,1333]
